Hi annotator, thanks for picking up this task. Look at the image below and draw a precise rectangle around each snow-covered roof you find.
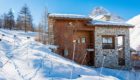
[49,13,134,27]
[90,15,105,20]
[88,20,134,27]
[49,13,91,20]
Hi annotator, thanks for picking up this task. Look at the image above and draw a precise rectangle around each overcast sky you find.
[0,0,140,24]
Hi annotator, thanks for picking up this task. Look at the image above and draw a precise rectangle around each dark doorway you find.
[117,35,125,66]
[86,51,94,66]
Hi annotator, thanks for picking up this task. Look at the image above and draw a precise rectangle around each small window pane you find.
[81,37,86,43]
[103,37,108,43]
[64,49,68,56]
[77,39,80,43]
[108,38,112,43]
[102,36,115,49]
[117,36,123,46]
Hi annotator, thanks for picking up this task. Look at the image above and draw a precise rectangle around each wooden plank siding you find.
[51,19,95,65]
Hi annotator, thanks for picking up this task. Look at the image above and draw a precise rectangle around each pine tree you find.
[17,4,33,32]
[7,9,15,30]
[0,17,2,28]
[3,13,9,29]
[0,14,5,28]
[16,15,22,30]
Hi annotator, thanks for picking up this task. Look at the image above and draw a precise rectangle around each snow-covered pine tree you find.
[17,4,33,32]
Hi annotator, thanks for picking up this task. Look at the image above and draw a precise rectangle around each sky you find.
[0,0,140,25]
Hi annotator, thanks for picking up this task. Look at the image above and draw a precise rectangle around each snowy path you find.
[0,29,140,80]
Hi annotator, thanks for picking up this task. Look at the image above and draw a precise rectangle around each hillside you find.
[127,15,140,50]
[0,29,139,80]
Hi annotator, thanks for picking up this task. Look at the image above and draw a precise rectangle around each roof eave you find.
[48,16,92,21]
[87,24,134,28]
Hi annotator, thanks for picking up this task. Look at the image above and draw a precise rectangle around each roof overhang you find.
[48,13,135,28]
[48,13,92,21]
[87,20,134,28]
[87,23,134,28]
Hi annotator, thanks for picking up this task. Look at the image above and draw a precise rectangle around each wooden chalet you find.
[48,13,134,69]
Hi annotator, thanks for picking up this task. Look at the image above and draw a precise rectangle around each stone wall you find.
[94,26,132,69]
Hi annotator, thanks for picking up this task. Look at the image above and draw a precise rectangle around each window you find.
[64,49,69,56]
[77,39,80,43]
[102,36,115,49]
[81,37,86,43]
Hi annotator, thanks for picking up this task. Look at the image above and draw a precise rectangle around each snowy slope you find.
[0,29,119,80]
[90,7,124,22]
[0,29,140,80]
[127,15,140,50]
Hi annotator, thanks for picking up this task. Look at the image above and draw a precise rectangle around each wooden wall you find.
[50,18,95,65]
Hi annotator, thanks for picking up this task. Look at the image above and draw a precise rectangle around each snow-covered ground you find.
[0,29,140,80]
